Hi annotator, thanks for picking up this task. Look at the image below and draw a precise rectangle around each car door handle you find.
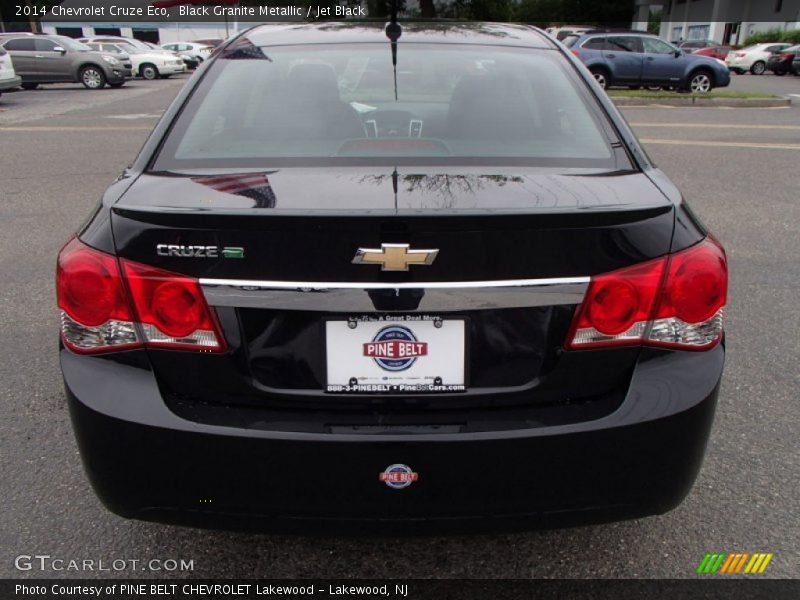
[606,53,616,59]
[34,54,45,58]
[647,56,655,61]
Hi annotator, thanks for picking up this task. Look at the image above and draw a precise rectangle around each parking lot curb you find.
[611,96,791,108]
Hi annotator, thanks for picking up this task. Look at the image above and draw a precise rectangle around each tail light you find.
[56,238,225,354]
[122,260,225,351]
[567,237,727,351]
[57,238,139,354]
[571,49,581,57]
[780,52,793,60]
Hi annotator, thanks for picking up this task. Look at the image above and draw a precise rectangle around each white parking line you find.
[640,138,800,150]
[0,126,152,132]
[632,123,800,130]
[105,113,162,120]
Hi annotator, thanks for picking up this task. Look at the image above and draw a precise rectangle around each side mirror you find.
[674,50,682,58]
[53,46,66,54]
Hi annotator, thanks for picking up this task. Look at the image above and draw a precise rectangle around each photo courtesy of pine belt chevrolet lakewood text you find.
[57,23,728,534]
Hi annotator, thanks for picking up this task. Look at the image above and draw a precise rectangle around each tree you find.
[515,0,635,27]
[648,10,662,35]
[419,0,436,18]
[438,0,514,21]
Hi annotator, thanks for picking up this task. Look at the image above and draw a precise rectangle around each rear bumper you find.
[0,75,22,91]
[63,345,724,534]
[725,59,751,70]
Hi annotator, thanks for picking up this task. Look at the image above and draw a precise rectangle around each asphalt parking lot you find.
[0,73,798,579]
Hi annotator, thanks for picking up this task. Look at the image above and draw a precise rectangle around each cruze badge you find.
[352,243,438,271]
[379,464,419,489]
[156,244,244,259]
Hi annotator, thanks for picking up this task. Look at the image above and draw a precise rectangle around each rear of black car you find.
[767,45,800,74]
[57,24,727,533]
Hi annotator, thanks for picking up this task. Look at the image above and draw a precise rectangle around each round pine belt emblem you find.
[379,464,419,489]
[362,325,428,372]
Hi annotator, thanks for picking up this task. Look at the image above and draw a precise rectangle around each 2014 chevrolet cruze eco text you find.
[57,23,727,533]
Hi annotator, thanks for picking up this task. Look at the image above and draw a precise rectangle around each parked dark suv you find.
[567,31,731,92]
[0,34,127,89]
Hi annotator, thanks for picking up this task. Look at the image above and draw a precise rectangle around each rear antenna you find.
[385,1,401,101]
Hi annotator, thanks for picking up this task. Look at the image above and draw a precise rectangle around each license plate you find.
[325,317,466,394]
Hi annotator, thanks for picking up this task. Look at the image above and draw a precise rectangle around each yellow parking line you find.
[0,126,152,131]
[632,123,800,130]
[640,138,800,151]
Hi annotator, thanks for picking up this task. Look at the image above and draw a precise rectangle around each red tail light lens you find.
[122,260,226,352]
[151,281,205,338]
[567,237,727,351]
[567,258,665,348]
[56,238,140,353]
[57,239,129,326]
[647,237,727,349]
[56,237,226,354]
[656,239,727,324]
[571,49,581,57]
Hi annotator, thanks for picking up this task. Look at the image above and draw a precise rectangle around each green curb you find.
[611,96,791,108]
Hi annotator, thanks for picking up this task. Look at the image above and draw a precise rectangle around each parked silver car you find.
[0,35,127,89]
[83,43,134,78]
[80,37,185,79]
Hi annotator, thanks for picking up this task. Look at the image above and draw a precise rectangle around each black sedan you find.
[767,44,800,75]
[57,22,728,534]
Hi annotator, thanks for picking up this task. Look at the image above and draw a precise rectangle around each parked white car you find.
[161,41,213,61]
[80,35,186,79]
[0,44,22,97]
[80,37,185,79]
[725,42,792,74]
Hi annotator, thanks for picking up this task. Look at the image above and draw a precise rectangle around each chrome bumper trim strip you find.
[200,277,590,312]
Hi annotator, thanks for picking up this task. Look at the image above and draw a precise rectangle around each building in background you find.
[37,0,300,44]
[643,0,800,44]
[38,0,241,43]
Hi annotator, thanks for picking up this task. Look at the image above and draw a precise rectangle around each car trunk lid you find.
[108,168,674,427]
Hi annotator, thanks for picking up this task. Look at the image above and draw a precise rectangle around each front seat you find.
[280,63,365,140]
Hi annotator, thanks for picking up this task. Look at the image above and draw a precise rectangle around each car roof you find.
[242,22,554,49]
[1,33,59,41]
[577,29,651,37]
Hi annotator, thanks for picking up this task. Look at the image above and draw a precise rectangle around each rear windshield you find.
[154,43,617,170]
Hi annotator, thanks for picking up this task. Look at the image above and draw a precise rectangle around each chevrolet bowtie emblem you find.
[352,243,439,271]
